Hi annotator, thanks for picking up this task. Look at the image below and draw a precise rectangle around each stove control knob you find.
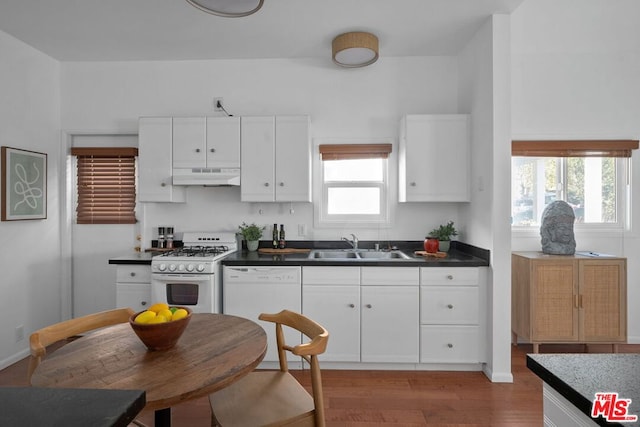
[168,264,177,272]
[196,264,205,272]
[157,263,167,272]
[186,264,195,272]
[177,264,185,272]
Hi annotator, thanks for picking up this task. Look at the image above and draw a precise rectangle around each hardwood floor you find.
[2,343,638,426]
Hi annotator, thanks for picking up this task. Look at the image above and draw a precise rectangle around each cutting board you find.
[258,248,311,254]
[414,250,448,258]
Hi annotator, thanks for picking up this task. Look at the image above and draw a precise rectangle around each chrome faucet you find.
[342,234,359,250]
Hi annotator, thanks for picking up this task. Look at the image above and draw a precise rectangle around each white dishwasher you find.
[223,266,302,364]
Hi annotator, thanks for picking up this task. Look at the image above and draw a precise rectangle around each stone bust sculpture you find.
[540,200,576,255]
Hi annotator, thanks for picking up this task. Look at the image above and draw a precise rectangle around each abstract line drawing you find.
[1,146,47,221]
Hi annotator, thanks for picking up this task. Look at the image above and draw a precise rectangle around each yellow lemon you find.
[172,308,189,321]
[158,309,173,321]
[134,310,156,324]
[148,315,168,324]
[148,302,169,313]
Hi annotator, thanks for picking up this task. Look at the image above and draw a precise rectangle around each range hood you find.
[172,167,240,186]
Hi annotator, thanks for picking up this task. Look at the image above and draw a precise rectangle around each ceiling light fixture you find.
[185,0,264,18]
[332,32,379,68]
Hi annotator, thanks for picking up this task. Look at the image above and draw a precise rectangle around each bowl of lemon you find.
[129,303,192,351]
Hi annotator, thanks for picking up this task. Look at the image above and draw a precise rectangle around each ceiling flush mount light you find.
[185,0,264,17]
[332,32,379,68]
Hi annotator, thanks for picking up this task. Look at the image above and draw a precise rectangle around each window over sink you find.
[314,140,392,227]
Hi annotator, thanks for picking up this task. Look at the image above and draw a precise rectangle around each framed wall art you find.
[1,146,47,221]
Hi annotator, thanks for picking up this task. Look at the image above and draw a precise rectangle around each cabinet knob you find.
[264,182,270,187]
[410,182,416,187]
[279,182,284,187]
[365,304,372,309]
[447,304,453,309]
[195,148,201,153]
[161,182,167,187]
[447,275,453,280]
[141,301,147,306]
[447,343,454,348]
[130,272,136,277]
[210,148,216,153]
[348,303,355,308]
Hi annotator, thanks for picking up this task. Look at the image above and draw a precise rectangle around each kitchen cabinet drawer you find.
[116,265,151,284]
[420,286,479,324]
[420,325,480,363]
[420,267,478,286]
[361,267,419,285]
[302,266,360,285]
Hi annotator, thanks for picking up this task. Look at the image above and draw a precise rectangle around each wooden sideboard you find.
[512,251,627,353]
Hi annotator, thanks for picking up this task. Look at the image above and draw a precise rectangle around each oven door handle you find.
[152,273,211,283]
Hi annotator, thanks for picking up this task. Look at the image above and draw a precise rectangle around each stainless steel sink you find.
[308,250,410,260]
[357,251,410,259]
[310,251,359,259]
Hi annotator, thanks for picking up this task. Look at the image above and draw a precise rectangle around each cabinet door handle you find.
[447,275,453,280]
[447,343,454,348]
[264,182,270,187]
[210,148,216,153]
[161,182,167,187]
[574,295,579,308]
[579,294,583,308]
[447,304,453,309]
[195,148,201,153]
[130,272,136,277]
[141,301,147,306]
[348,303,355,308]
[410,182,416,187]
[279,182,284,187]
[365,304,372,309]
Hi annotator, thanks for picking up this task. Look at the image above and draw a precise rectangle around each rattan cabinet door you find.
[531,260,579,342]
[579,259,627,342]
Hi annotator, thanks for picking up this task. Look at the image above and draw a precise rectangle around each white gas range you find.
[151,231,237,313]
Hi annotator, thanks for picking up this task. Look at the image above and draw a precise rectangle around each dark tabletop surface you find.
[0,387,145,427]
[527,353,640,427]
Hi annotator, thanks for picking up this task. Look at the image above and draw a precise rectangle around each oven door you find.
[151,273,215,314]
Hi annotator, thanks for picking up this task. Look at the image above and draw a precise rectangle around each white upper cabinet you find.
[138,117,186,203]
[241,115,311,202]
[172,117,240,169]
[399,114,470,202]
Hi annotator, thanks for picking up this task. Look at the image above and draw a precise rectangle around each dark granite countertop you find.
[221,241,489,267]
[527,353,640,427]
[108,252,155,265]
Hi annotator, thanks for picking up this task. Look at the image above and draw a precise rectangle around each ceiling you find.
[0,0,525,62]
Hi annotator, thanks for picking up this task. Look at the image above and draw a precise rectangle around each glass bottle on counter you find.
[278,224,286,249]
[272,224,279,249]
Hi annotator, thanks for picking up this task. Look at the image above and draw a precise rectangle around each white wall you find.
[60,57,467,244]
[0,31,61,368]
[459,15,513,382]
[511,0,640,342]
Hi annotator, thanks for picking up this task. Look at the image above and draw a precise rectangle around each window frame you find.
[313,138,395,228]
[511,139,637,233]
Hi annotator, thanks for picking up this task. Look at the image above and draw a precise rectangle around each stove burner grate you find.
[160,245,230,258]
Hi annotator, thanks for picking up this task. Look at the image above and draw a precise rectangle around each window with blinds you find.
[71,147,138,224]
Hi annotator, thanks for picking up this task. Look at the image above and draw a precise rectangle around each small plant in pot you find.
[428,221,458,252]
[238,222,265,252]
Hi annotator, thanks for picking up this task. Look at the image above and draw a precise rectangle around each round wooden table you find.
[31,313,267,427]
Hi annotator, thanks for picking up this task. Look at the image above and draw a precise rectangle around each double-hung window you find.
[511,140,637,229]
[71,147,138,224]
[316,142,392,226]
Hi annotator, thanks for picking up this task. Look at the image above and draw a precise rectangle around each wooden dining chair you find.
[209,309,330,427]
[27,307,136,381]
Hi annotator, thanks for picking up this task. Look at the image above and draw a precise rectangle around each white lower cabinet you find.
[419,267,485,364]
[115,265,152,313]
[302,266,419,364]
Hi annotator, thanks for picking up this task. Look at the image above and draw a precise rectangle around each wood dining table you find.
[30,313,267,427]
